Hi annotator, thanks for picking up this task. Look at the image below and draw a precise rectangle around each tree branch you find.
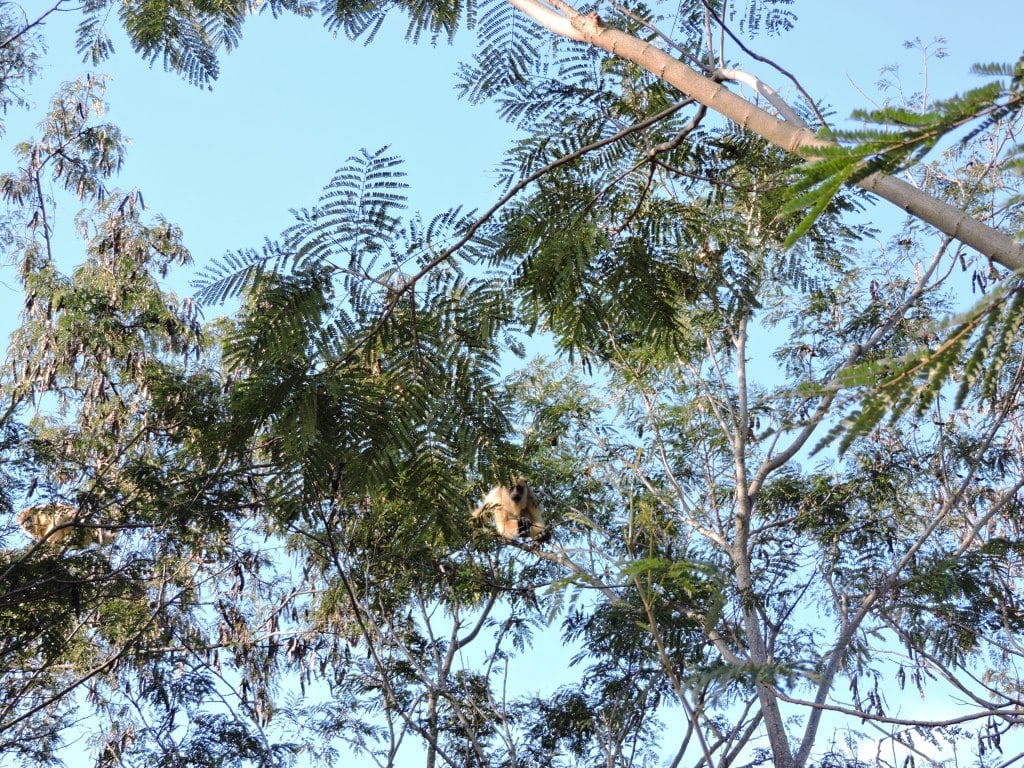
[505,0,1024,270]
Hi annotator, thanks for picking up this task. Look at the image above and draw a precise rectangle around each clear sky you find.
[1,2,1021,765]
[1,3,1019,313]
[4,2,1019,308]
[0,8,516,318]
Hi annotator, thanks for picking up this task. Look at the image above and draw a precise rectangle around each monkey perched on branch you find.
[18,504,118,548]
[472,477,550,542]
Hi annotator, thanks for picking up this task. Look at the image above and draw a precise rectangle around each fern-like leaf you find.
[818,277,1024,455]
[784,57,1024,246]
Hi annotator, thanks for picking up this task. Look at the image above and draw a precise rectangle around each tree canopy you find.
[1,2,1024,767]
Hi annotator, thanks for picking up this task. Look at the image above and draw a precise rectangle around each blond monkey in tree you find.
[472,477,550,542]
[18,503,118,548]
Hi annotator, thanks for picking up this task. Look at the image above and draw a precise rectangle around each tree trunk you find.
[505,0,1024,271]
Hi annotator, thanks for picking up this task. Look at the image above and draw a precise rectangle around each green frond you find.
[321,0,470,43]
[114,0,235,87]
[848,106,935,128]
[960,281,1024,404]
[410,207,493,267]
[286,146,409,270]
[735,0,797,37]
[819,278,1024,455]
[75,14,116,65]
[970,60,1024,80]
[782,171,852,249]
[899,537,1024,660]
[192,240,286,306]
[321,0,389,42]
[221,266,333,375]
[785,58,1024,247]
[199,145,525,527]
[400,0,466,42]
[459,0,607,129]
[456,0,547,106]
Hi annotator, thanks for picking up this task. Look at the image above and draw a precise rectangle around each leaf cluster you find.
[0,4,44,132]
[0,58,296,766]
[76,0,317,86]
[820,276,1024,455]
[196,149,529,605]
[783,55,1024,246]
[894,537,1024,663]
[75,0,474,89]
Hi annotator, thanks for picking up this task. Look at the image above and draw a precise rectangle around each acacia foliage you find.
[2,2,1024,768]
[0,66,290,764]
[196,27,1024,768]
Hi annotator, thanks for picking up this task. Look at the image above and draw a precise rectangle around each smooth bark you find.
[508,0,1024,271]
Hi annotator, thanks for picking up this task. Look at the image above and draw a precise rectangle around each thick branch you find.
[717,67,807,127]
[510,0,1024,271]
[504,0,584,40]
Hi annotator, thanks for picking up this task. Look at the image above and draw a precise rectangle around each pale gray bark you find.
[508,0,1024,271]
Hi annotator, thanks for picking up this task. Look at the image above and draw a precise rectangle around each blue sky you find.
[0,8,514,318]
[1,2,1021,765]
[4,2,1018,312]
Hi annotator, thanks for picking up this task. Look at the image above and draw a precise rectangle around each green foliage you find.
[3,2,1024,767]
[1,75,125,223]
[896,537,1024,662]
[730,0,797,37]
[177,25,1024,768]
[818,276,1024,455]
[77,0,317,86]
[519,682,663,768]
[77,0,470,88]
[173,713,276,768]
[0,4,43,131]
[491,126,804,360]
[0,38,291,764]
[458,0,865,366]
[198,148,520,523]
[783,55,1024,246]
